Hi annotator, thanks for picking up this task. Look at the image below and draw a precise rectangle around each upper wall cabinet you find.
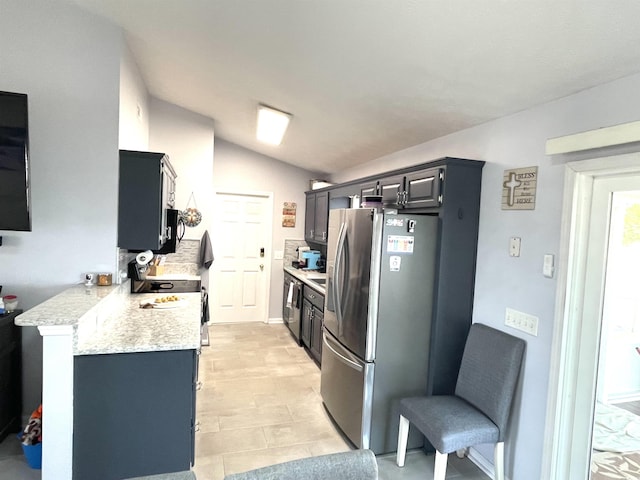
[304,158,484,249]
[118,150,176,251]
[397,168,445,208]
[359,180,378,199]
[162,161,177,209]
[305,191,329,244]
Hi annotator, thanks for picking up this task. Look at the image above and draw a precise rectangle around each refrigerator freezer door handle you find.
[334,221,347,334]
[323,333,363,372]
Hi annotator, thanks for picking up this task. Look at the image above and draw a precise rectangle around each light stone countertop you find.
[15,281,201,356]
[284,267,326,295]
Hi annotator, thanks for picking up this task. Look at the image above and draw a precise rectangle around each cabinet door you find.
[118,151,165,250]
[360,181,378,199]
[314,192,329,243]
[0,312,21,442]
[379,174,405,206]
[305,193,316,242]
[301,299,312,348]
[162,161,177,208]
[310,307,323,364]
[73,350,195,480]
[404,167,442,209]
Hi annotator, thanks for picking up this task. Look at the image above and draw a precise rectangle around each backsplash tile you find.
[167,239,199,264]
[117,239,201,281]
[284,239,308,268]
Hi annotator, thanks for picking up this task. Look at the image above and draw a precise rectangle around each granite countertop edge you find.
[15,281,201,355]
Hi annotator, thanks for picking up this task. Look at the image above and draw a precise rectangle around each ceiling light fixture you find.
[256,104,291,146]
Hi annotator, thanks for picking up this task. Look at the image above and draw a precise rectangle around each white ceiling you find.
[71,0,640,174]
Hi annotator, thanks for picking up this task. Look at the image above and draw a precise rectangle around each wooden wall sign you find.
[502,166,538,210]
[282,202,297,227]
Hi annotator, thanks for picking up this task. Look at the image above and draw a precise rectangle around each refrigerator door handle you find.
[334,221,347,334]
[323,332,363,372]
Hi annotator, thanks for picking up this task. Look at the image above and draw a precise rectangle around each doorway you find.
[210,191,273,324]
[543,152,640,479]
[590,189,640,478]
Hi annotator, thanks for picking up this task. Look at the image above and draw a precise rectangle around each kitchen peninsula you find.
[15,281,201,480]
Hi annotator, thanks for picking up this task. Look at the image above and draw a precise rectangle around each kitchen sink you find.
[311,278,326,285]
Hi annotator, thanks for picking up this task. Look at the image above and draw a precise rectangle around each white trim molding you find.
[38,324,75,480]
[542,151,640,479]
[546,120,640,155]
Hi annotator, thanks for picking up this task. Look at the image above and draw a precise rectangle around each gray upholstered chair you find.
[396,323,525,480]
[223,449,378,480]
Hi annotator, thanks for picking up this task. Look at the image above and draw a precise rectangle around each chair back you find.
[454,323,525,440]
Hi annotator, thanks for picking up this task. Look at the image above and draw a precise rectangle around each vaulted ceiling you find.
[71,0,640,174]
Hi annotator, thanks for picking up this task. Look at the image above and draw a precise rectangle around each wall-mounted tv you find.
[0,91,31,231]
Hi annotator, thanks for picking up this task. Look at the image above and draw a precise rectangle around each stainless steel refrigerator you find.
[320,207,439,454]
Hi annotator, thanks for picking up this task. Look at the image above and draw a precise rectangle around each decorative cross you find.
[504,172,522,207]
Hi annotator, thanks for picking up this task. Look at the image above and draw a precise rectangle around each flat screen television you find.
[0,91,31,231]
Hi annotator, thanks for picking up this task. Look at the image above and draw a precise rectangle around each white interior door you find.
[211,192,272,323]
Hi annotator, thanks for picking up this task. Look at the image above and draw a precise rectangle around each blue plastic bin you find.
[18,434,42,469]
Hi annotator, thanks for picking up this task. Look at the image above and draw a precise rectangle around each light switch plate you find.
[274,250,284,260]
[505,307,539,336]
[543,254,554,278]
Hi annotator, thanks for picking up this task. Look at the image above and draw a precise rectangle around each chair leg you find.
[434,450,448,480]
[396,415,410,467]
[494,442,505,480]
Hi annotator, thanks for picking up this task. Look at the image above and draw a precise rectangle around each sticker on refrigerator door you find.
[386,218,404,227]
[390,256,402,272]
[387,235,414,253]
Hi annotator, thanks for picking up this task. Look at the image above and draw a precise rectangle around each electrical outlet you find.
[505,307,539,336]
[509,237,521,257]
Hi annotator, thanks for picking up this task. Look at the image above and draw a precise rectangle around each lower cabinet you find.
[0,311,21,442]
[73,349,197,480]
[301,286,324,364]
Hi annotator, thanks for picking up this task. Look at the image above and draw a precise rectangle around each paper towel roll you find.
[136,250,154,265]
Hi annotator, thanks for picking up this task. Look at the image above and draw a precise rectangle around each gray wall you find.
[213,139,321,319]
[0,0,122,414]
[331,72,640,479]
[119,41,150,150]
[149,98,215,290]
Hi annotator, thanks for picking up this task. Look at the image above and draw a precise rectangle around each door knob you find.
[260,264,264,271]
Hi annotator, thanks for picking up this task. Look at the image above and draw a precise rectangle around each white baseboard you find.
[467,447,511,480]
[608,392,640,404]
[267,317,284,324]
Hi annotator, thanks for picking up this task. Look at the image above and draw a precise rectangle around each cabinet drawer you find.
[304,286,325,311]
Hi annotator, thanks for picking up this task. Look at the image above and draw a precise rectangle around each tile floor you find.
[0,321,490,480]
[193,322,490,480]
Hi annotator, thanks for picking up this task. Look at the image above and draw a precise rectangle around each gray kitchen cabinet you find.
[118,149,176,251]
[403,168,442,208]
[305,193,316,241]
[378,167,442,209]
[301,298,312,350]
[359,180,378,199]
[162,159,177,208]
[302,286,324,364]
[305,191,329,244]
[73,349,197,480]
[378,174,405,206]
[0,311,21,442]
